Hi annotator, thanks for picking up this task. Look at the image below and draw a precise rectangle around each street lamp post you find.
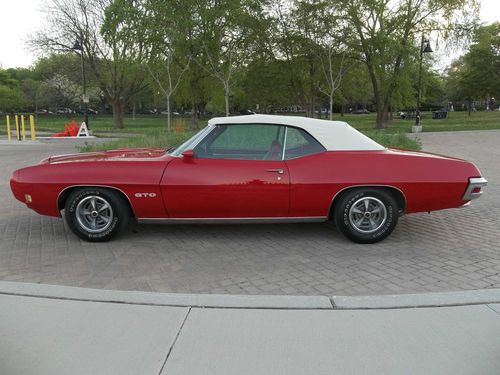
[72,35,89,130]
[415,34,433,131]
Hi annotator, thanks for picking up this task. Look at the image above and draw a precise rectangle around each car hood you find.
[43,148,170,164]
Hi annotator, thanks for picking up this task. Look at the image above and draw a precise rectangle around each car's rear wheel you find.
[64,188,130,242]
[334,188,398,244]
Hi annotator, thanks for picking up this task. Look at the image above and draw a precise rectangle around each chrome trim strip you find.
[56,184,135,216]
[137,216,327,224]
[329,184,408,215]
[281,126,288,161]
[462,177,488,201]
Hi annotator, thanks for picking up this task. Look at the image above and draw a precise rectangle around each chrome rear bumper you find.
[462,177,488,201]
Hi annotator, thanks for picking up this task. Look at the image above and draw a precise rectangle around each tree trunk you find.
[224,83,230,117]
[166,95,171,132]
[112,100,125,129]
[375,101,390,129]
[329,97,333,120]
[190,103,197,130]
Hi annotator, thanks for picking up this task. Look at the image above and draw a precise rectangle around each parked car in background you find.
[351,109,370,114]
[56,108,75,115]
[10,115,487,244]
[160,110,180,115]
[37,109,54,115]
[239,109,256,115]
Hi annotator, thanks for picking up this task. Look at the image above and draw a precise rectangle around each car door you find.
[161,123,290,218]
[282,126,331,217]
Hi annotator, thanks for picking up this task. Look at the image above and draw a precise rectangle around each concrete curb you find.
[0,281,332,310]
[332,289,500,309]
[2,281,500,310]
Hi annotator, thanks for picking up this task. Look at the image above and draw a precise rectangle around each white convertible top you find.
[208,114,384,151]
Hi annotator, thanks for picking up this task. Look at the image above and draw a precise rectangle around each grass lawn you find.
[1,110,499,152]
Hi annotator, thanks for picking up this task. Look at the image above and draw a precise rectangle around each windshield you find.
[168,125,213,156]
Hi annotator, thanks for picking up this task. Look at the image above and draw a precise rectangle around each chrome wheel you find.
[75,195,114,234]
[348,196,387,234]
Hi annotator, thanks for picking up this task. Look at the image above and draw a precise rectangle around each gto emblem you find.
[135,193,157,198]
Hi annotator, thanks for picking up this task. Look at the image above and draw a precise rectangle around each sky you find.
[0,0,499,69]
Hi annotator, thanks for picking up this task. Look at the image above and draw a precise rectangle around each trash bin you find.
[432,111,448,119]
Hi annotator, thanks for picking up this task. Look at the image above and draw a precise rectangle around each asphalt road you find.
[1,130,499,295]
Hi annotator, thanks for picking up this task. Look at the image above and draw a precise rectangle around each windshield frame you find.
[167,125,214,157]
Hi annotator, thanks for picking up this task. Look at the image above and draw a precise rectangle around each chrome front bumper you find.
[462,177,488,201]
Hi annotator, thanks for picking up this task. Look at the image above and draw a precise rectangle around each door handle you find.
[266,169,284,174]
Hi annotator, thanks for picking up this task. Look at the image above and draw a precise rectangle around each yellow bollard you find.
[21,115,26,141]
[6,115,11,143]
[15,115,20,140]
[29,115,36,141]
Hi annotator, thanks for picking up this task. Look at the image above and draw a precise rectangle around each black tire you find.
[334,188,398,244]
[64,187,130,242]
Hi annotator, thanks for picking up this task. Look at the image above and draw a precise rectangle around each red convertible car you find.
[10,115,487,244]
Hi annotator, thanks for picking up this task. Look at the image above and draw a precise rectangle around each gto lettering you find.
[135,193,157,198]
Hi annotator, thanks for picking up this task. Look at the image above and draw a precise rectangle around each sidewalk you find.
[1,282,500,375]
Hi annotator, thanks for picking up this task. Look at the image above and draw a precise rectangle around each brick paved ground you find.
[1,131,499,296]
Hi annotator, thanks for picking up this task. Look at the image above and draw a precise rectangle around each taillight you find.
[462,177,487,201]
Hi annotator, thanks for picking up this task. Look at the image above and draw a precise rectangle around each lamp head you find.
[72,40,82,51]
[422,41,433,53]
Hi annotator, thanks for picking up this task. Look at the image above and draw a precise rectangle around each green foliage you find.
[337,0,479,127]
[0,69,28,111]
[0,0,482,128]
[241,59,295,111]
[365,131,421,150]
[421,70,447,108]
[447,23,500,104]
[0,85,26,112]
[30,0,149,129]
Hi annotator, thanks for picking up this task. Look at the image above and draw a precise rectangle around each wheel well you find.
[57,186,136,217]
[328,186,406,219]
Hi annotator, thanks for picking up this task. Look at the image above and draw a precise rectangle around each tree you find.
[31,0,148,128]
[0,69,27,112]
[241,58,294,112]
[459,23,499,108]
[270,0,335,117]
[147,57,190,131]
[445,23,500,114]
[139,0,216,128]
[421,69,446,109]
[133,0,193,131]
[198,0,264,116]
[318,50,354,120]
[337,0,479,128]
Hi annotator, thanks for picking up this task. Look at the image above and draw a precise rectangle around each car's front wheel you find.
[334,188,398,244]
[64,188,130,242]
